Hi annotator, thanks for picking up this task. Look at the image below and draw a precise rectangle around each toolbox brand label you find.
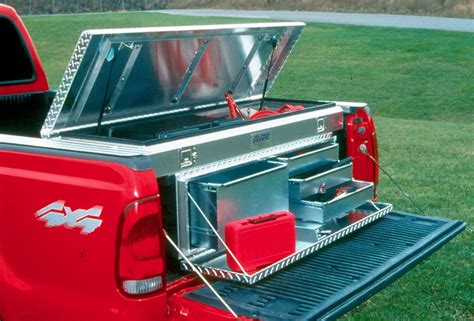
[35,201,103,235]
[251,131,272,149]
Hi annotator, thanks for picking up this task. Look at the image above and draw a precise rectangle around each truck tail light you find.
[346,107,379,198]
[117,195,165,296]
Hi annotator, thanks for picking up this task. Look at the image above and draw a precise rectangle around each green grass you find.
[24,13,474,124]
[344,117,474,321]
[22,12,473,320]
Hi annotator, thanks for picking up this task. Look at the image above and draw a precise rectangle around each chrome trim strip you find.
[0,134,145,156]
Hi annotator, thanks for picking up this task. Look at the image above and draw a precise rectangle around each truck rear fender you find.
[0,147,167,320]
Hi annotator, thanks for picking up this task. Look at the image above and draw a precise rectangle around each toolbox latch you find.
[180,147,198,168]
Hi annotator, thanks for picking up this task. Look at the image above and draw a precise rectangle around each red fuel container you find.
[225,211,296,272]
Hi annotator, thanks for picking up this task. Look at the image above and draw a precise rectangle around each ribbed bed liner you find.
[185,211,465,320]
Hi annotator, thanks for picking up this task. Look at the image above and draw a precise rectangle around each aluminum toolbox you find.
[225,211,296,272]
[290,178,374,223]
[40,22,344,178]
[188,161,288,251]
[276,142,339,174]
[289,161,352,199]
[40,22,310,139]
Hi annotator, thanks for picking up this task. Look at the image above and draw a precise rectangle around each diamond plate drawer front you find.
[290,179,374,223]
[276,142,339,174]
[289,162,353,200]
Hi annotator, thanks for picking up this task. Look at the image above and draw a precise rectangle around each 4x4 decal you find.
[35,200,103,234]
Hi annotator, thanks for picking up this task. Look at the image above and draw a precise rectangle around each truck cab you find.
[0,5,465,321]
[0,5,50,136]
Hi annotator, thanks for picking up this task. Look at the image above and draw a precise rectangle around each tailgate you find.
[184,211,465,320]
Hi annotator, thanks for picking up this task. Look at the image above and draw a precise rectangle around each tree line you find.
[1,0,171,15]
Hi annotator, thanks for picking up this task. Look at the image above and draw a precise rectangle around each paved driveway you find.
[159,9,474,32]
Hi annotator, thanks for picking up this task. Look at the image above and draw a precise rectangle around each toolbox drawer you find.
[290,179,374,223]
[276,142,339,174]
[188,161,289,250]
[289,161,352,199]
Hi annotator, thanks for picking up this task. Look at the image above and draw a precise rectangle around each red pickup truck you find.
[0,5,465,321]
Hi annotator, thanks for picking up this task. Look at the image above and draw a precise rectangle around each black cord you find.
[259,37,278,111]
[96,56,116,135]
[361,147,425,215]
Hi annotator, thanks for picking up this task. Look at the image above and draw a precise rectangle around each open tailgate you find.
[184,211,465,320]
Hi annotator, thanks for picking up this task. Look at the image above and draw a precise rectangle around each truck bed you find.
[184,211,465,320]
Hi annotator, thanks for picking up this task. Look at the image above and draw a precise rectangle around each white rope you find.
[187,192,250,276]
[164,230,239,319]
[369,200,381,212]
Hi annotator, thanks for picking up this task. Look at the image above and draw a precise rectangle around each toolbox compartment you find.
[225,211,296,272]
[295,220,323,244]
[289,161,352,199]
[188,161,289,251]
[290,178,374,223]
[276,143,339,174]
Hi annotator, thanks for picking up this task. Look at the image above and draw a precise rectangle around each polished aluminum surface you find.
[180,202,393,284]
[2,105,343,178]
[290,179,374,223]
[188,161,288,251]
[289,163,353,199]
[276,142,339,173]
[157,107,343,177]
[175,132,335,254]
[0,134,145,156]
[41,22,305,138]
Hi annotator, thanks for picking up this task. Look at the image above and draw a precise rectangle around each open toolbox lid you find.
[41,22,305,138]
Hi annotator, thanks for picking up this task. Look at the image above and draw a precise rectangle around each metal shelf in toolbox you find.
[180,201,393,284]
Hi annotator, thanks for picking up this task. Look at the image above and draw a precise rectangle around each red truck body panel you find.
[166,276,257,321]
[0,149,167,320]
[0,5,48,95]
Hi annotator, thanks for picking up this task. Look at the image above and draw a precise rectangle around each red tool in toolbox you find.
[225,211,296,272]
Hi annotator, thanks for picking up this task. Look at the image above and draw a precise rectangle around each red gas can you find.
[225,211,296,272]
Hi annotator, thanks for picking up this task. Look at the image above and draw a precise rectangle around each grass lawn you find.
[23,12,473,320]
